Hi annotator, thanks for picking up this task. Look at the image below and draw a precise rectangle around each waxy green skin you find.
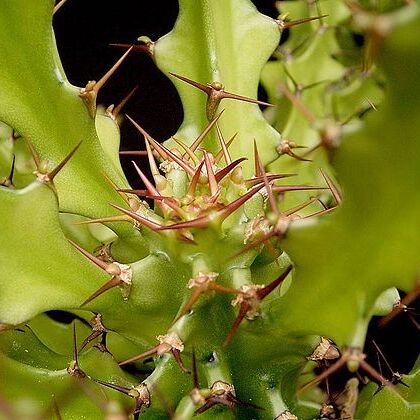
[0,0,420,418]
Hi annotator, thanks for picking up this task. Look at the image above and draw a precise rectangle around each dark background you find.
[53,0,419,383]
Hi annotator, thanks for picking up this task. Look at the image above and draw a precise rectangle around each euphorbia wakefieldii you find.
[1,1,420,419]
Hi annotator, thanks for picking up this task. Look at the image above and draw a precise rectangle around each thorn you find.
[53,0,69,15]
[48,140,83,181]
[224,265,292,346]
[126,115,195,176]
[80,314,107,351]
[172,137,200,164]
[111,86,139,118]
[214,158,247,183]
[156,214,211,231]
[67,323,86,378]
[119,150,148,156]
[244,173,296,187]
[174,272,240,322]
[191,349,200,390]
[119,332,188,373]
[277,140,311,161]
[102,171,130,204]
[219,184,266,220]
[204,152,218,196]
[187,160,205,196]
[81,276,121,307]
[110,203,163,231]
[188,111,224,155]
[278,15,328,29]
[256,264,293,300]
[68,239,109,272]
[25,137,42,170]
[320,169,342,205]
[279,84,317,125]
[117,188,148,196]
[254,140,279,215]
[169,73,272,120]
[74,215,130,226]
[80,47,133,116]
[95,380,151,413]
[253,141,262,178]
[132,161,160,197]
[272,185,328,193]
[215,132,237,164]
[215,124,232,165]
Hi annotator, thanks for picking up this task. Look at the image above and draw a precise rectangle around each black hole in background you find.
[53,0,278,187]
[45,310,89,326]
[258,82,269,110]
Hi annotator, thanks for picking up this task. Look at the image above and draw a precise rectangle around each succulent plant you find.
[1,0,419,419]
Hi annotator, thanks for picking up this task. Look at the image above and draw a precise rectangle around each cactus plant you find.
[1,0,420,419]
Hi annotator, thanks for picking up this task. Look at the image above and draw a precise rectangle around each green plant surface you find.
[0,0,132,235]
[273,9,420,347]
[155,0,281,170]
[1,0,420,418]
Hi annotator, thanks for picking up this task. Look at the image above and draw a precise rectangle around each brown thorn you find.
[25,137,41,169]
[175,288,203,322]
[94,379,131,396]
[272,185,327,193]
[187,160,205,196]
[109,43,150,54]
[279,84,317,124]
[119,346,159,366]
[68,239,109,271]
[229,231,275,260]
[48,140,82,181]
[171,349,190,373]
[204,152,218,196]
[218,184,266,220]
[119,150,147,156]
[102,171,129,204]
[95,47,133,93]
[117,188,148,196]
[192,349,200,389]
[112,86,139,118]
[79,330,103,352]
[188,111,224,155]
[320,169,342,205]
[287,149,312,162]
[223,302,250,347]
[302,206,337,219]
[255,140,279,216]
[53,0,69,15]
[157,215,211,231]
[253,141,262,178]
[256,264,293,300]
[372,340,394,376]
[221,91,273,107]
[169,72,212,95]
[215,123,232,165]
[74,215,129,225]
[144,138,161,183]
[172,137,200,164]
[283,197,319,216]
[127,115,195,176]
[359,360,394,390]
[81,276,122,307]
[215,132,237,164]
[132,161,160,197]
[244,173,296,187]
[299,357,347,394]
[282,15,328,29]
[215,158,247,183]
[110,203,163,231]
